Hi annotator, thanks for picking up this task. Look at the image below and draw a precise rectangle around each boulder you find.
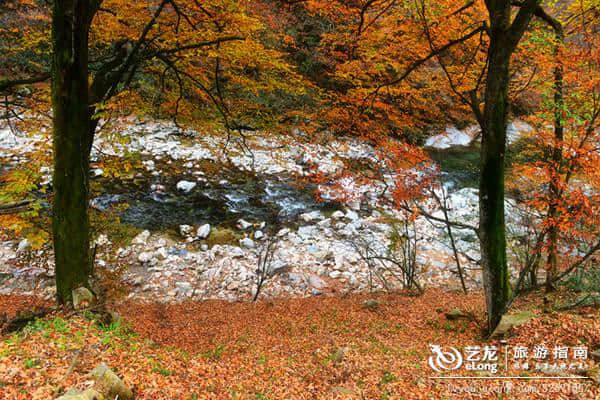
[331,210,345,220]
[72,287,96,310]
[90,363,133,400]
[299,211,322,222]
[345,210,359,221]
[137,252,153,264]
[363,299,380,310]
[297,225,316,240]
[196,224,211,239]
[17,238,30,253]
[308,275,326,289]
[179,225,193,237]
[254,230,264,240]
[240,238,255,248]
[237,219,253,230]
[268,260,290,276]
[490,311,535,338]
[276,228,290,237]
[175,281,192,292]
[329,270,341,279]
[132,230,150,245]
[176,180,196,193]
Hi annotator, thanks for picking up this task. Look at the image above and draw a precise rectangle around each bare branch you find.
[0,74,51,93]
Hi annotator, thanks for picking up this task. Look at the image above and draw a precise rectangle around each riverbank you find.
[0,119,534,302]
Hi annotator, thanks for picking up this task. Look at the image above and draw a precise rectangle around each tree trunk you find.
[480,35,512,333]
[51,0,94,304]
[545,25,564,293]
[479,1,515,333]
[479,0,539,333]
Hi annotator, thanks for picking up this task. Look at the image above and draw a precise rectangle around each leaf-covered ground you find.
[0,289,598,399]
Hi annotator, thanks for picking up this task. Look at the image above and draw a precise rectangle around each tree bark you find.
[480,35,512,333]
[51,0,94,304]
[479,0,539,333]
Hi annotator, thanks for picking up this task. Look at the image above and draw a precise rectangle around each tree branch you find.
[153,36,244,56]
[0,74,51,93]
[507,0,541,51]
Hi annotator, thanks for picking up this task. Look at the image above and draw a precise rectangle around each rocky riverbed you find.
[0,119,534,302]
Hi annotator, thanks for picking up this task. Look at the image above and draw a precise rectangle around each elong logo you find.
[428,344,463,372]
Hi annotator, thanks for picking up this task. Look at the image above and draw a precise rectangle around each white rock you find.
[155,247,168,260]
[348,200,361,211]
[317,218,331,228]
[308,275,326,289]
[132,230,150,245]
[176,180,197,193]
[276,228,290,237]
[137,252,153,263]
[297,225,316,240]
[237,219,253,230]
[299,211,322,222]
[179,225,193,236]
[334,254,345,270]
[196,224,211,239]
[142,160,155,171]
[424,125,478,149]
[254,230,264,240]
[17,238,30,253]
[95,234,110,247]
[268,260,288,275]
[329,270,341,279]
[240,238,255,248]
[331,210,345,220]
[92,168,104,177]
[345,210,359,221]
[175,281,192,292]
[229,247,246,257]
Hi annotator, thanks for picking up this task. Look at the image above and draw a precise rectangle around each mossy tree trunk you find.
[51,0,95,304]
[479,0,539,333]
[480,32,511,334]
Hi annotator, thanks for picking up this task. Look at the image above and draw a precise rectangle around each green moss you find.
[90,209,141,247]
[202,227,243,247]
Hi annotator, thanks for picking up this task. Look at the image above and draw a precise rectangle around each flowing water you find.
[92,169,338,231]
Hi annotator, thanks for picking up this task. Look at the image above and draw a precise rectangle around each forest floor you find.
[0,288,598,399]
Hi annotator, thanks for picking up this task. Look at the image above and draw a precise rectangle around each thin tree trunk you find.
[51,0,94,304]
[545,21,564,293]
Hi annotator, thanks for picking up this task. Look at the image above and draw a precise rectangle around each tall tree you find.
[50,0,97,303]
[288,0,553,332]
[1,0,307,305]
[476,0,540,331]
